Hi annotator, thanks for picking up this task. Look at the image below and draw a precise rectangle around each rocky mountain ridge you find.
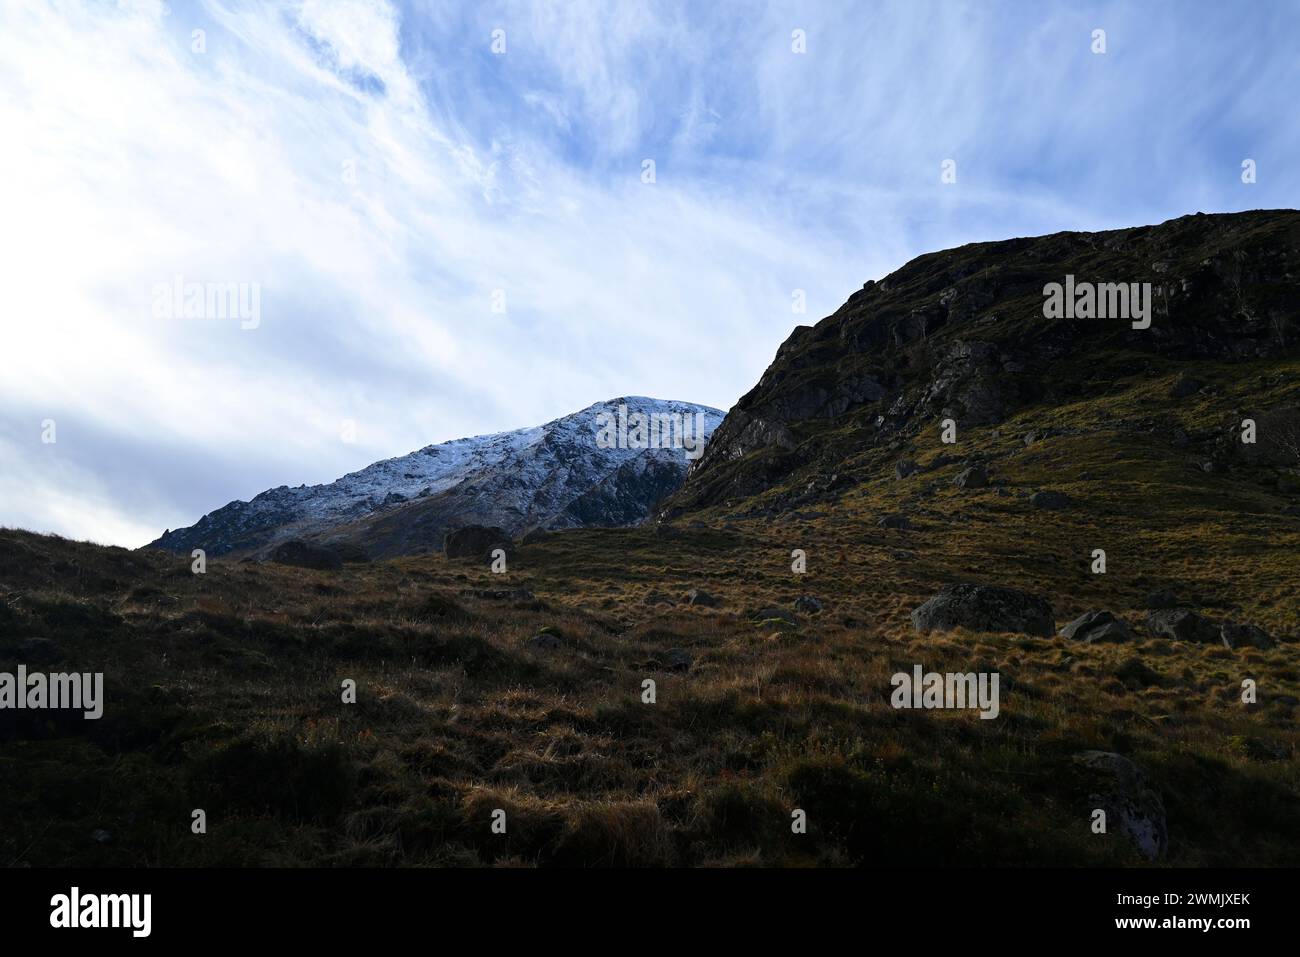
[673,209,1300,513]
[150,396,722,559]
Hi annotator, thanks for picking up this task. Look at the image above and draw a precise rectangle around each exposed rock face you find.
[953,464,988,489]
[1060,610,1131,643]
[1232,405,1300,467]
[911,583,1055,638]
[1071,751,1168,862]
[673,210,1300,513]
[1146,609,1220,643]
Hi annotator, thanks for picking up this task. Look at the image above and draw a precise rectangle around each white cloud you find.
[1,0,1294,548]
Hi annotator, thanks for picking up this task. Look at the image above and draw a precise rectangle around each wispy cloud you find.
[1,0,1295,546]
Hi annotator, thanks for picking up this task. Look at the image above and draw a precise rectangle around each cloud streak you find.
[1,0,1295,546]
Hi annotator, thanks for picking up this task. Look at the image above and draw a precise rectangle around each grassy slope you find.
[2,364,1299,868]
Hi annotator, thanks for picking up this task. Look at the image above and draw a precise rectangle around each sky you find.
[1,0,1297,548]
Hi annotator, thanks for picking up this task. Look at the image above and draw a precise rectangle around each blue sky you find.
[1,0,1297,546]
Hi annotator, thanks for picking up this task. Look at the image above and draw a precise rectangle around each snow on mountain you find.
[148,397,724,558]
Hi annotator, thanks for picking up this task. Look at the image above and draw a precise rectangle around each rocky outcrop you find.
[674,210,1300,513]
[911,583,1055,638]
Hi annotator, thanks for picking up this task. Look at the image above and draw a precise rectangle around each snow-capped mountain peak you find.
[149,397,724,558]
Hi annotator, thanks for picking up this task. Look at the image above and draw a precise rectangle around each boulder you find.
[1113,657,1162,688]
[1030,490,1071,510]
[665,649,693,672]
[753,607,799,626]
[1169,373,1204,399]
[877,513,913,530]
[894,459,920,480]
[911,584,1055,638]
[444,525,510,560]
[684,588,720,608]
[526,633,562,651]
[271,540,343,571]
[1059,610,1131,643]
[1220,622,1275,650]
[953,465,988,489]
[1145,609,1219,643]
[794,595,824,614]
[1070,751,1168,861]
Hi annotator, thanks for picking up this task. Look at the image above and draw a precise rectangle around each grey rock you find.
[794,595,824,614]
[911,583,1055,638]
[754,607,799,626]
[1220,622,1275,650]
[1170,373,1204,399]
[1060,610,1131,644]
[1114,658,1161,688]
[1145,609,1219,643]
[953,465,989,489]
[684,588,720,608]
[665,649,693,672]
[1030,490,1072,510]
[894,459,920,480]
[877,513,913,530]
[1071,751,1168,861]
